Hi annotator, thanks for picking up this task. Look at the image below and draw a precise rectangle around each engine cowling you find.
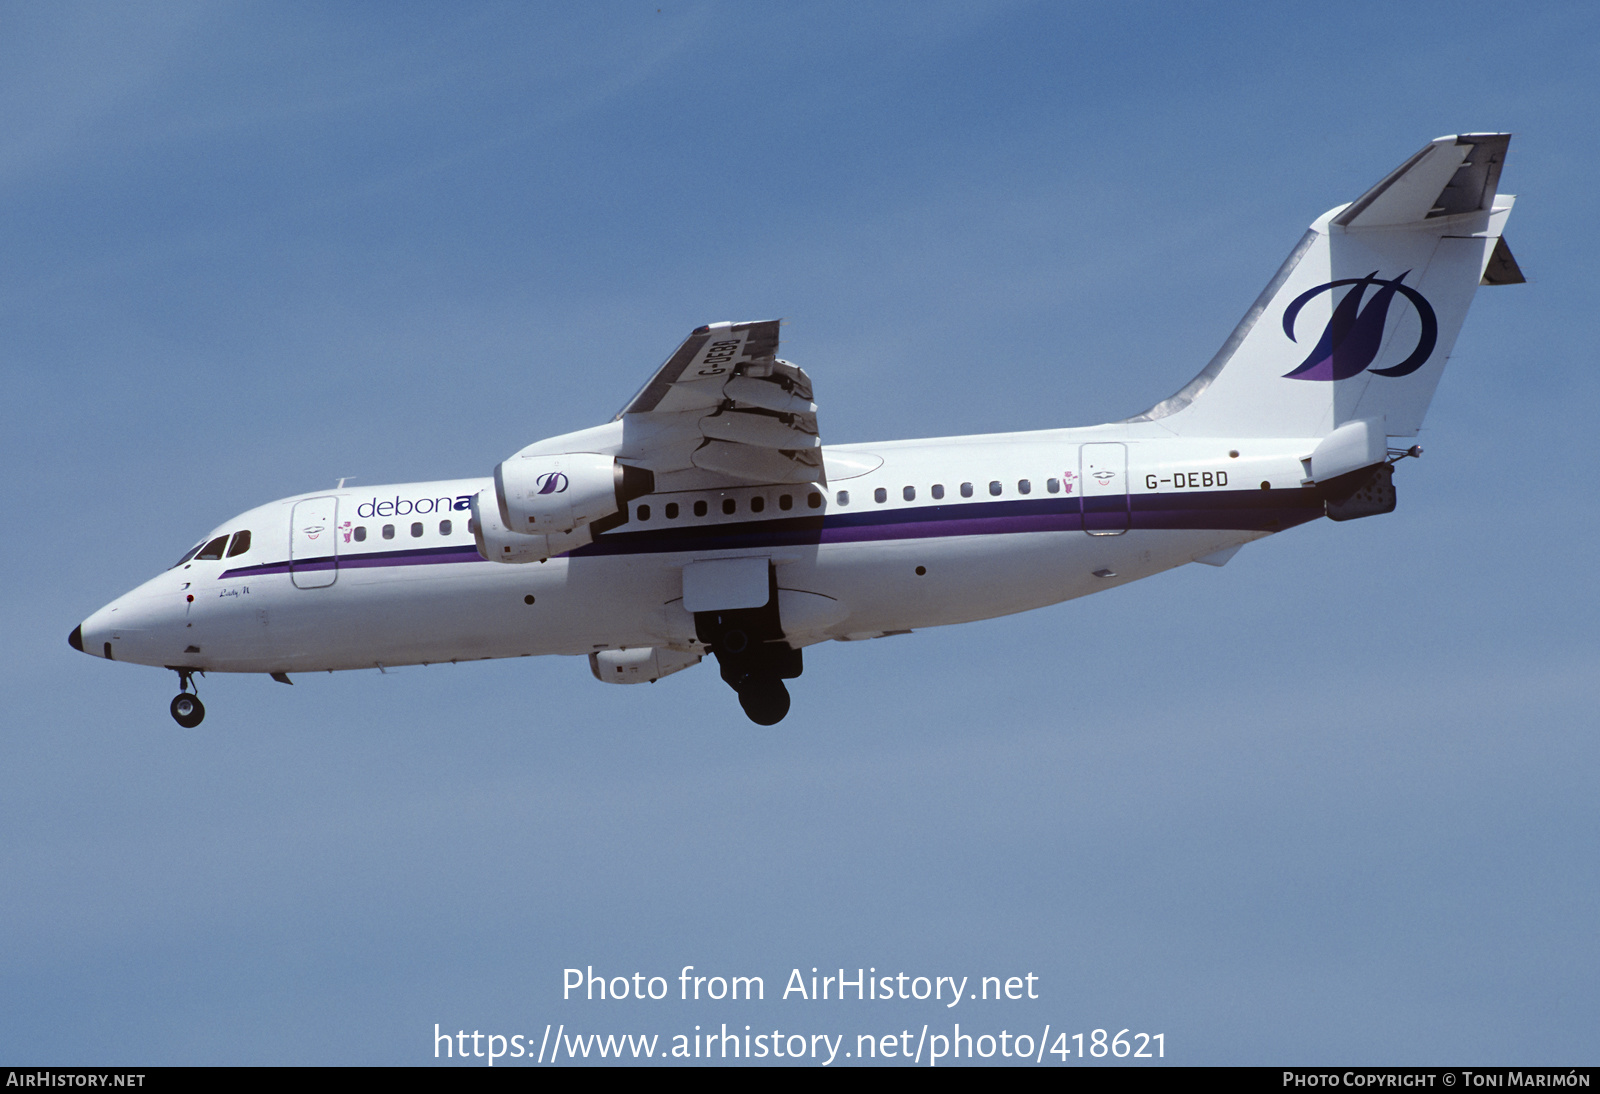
[589,647,703,684]
[494,452,653,535]
[470,490,551,563]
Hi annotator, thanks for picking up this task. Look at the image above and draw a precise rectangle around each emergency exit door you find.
[1079,443,1130,535]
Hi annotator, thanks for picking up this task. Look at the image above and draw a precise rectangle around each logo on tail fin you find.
[1281,272,1438,381]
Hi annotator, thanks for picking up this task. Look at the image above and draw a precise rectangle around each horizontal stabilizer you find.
[1334,133,1508,228]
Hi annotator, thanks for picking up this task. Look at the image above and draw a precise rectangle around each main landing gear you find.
[169,668,205,728]
[694,566,803,726]
[736,672,792,726]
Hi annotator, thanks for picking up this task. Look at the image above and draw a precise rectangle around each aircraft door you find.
[1079,443,1130,535]
[289,496,340,589]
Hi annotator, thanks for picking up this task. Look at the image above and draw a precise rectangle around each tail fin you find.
[1130,134,1522,440]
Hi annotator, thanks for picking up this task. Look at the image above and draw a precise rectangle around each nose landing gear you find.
[168,668,206,728]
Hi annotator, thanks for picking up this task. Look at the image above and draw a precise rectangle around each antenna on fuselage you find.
[336,477,356,489]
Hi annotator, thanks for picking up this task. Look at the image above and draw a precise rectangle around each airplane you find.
[69,133,1524,726]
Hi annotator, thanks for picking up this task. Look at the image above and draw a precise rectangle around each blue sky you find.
[4,1,1597,1065]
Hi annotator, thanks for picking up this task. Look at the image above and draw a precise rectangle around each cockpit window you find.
[170,542,205,569]
[195,535,230,561]
[226,530,252,557]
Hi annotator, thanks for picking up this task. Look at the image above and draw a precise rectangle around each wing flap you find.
[690,440,823,484]
[723,375,817,414]
[616,320,827,487]
[700,409,820,449]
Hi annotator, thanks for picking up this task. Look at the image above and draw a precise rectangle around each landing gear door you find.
[682,557,770,613]
[289,496,339,589]
[1080,443,1130,535]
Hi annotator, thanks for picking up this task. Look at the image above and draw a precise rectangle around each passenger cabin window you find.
[1018,479,1031,495]
[665,503,679,519]
[226,530,252,557]
[195,535,229,561]
[779,494,793,511]
[1047,478,1060,494]
[989,481,1002,496]
[750,496,765,513]
[836,490,850,506]
[411,522,424,538]
[694,500,708,517]
[808,491,822,508]
[637,504,651,521]
[961,482,974,498]
[382,524,395,540]
[903,486,916,501]
[353,526,367,542]
[439,520,452,535]
[931,484,944,500]
[874,487,887,503]
[722,498,736,515]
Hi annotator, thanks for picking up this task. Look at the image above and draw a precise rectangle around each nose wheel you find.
[169,668,205,727]
[170,692,206,728]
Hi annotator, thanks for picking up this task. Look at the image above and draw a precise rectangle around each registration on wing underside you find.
[616,319,824,485]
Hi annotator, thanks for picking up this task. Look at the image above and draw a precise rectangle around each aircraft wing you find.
[612,319,824,487]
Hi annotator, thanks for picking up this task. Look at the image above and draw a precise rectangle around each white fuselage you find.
[79,425,1326,677]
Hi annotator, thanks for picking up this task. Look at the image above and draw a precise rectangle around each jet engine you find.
[494,452,654,535]
[470,490,553,563]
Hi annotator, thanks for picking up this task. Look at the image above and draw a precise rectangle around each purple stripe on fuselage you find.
[220,544,480,580]
[814,510,1079,545]
[217,488,1324,577]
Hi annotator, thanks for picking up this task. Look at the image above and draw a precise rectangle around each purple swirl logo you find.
[535,472,569,495]
[1281,271,1438,381]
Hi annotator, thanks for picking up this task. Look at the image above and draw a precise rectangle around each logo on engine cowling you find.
[535,472,570,495]
[1281,271,1438,381]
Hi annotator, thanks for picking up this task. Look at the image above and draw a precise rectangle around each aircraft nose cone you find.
[68,624,84,653]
